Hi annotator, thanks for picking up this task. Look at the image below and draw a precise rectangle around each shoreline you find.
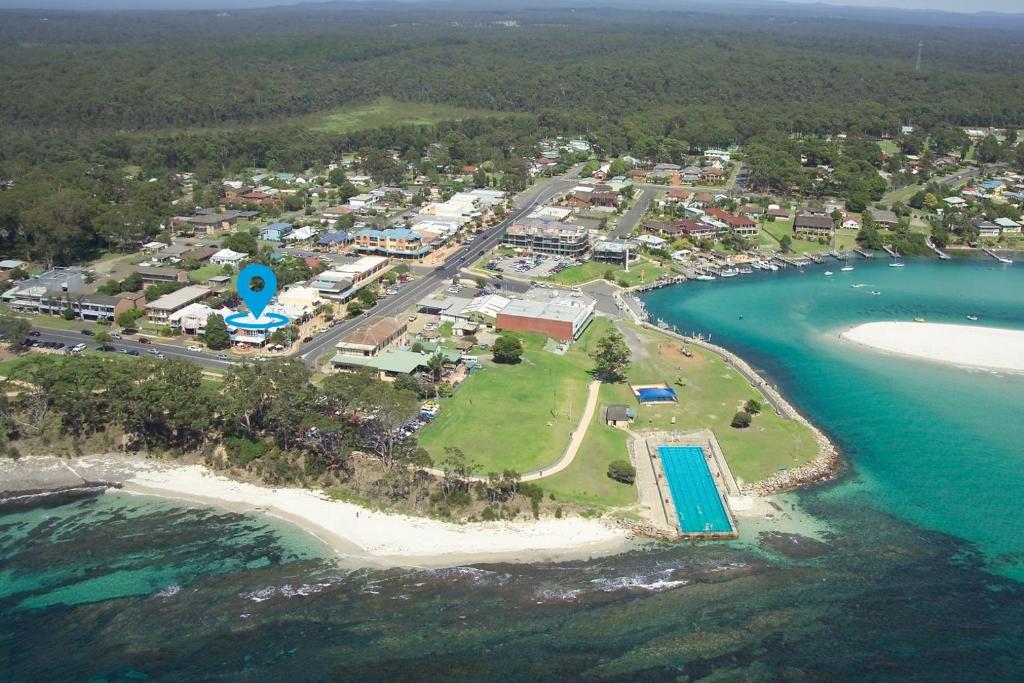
[634,320,844,495]
[841,321,1024,374]
[0,455,636,568]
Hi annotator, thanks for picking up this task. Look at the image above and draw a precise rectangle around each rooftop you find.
[146,285,212,311]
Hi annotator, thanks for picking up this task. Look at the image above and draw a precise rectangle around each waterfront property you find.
[656,444,736,537]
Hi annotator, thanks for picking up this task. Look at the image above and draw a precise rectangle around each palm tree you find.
[426,352,446,384]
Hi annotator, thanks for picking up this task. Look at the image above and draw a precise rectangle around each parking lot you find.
[479,255,584,278]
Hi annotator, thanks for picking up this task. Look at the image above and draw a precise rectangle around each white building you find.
[211,248,248,266]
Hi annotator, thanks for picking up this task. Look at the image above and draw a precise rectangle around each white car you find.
[70,343,87,353]
[187,345,203,352]
[148,348,161,355]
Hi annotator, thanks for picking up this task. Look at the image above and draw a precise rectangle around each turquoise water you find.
[644,256,1024,578]
[4,257,1024,680]
[658,445,732,533]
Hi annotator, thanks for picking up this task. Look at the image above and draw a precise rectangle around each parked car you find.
[28,330,41,337]
[187,345,203,352]
[80,329,94,336]
[217,353,229,359]
[109,333,122,340]
[122,328,138,335]
[70,343,87,353]
[302,336,314,343]
[408,314,418,322]
[138,337,151,344]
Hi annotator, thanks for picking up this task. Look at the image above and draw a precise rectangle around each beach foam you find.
[842,322,1024,373]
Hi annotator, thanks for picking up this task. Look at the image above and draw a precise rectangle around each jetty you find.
[926,239,951,260]
[854,248,875,259]
[805,253,824,264]
[773,254,811,269]
[982,247,1014,264]
[882,245,901,258]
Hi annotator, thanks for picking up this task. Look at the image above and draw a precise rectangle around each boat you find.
[914,317,926,323]
[720,267,739,278]
[870,290,881,296]
[824,271,834,276]
[840,255,854,272]
[738,266,753,274]
[967,314,979,321]
[850,283,867,288]
[694,274,716,281]
[889,262,905,268]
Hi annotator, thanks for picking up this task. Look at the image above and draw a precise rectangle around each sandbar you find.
[841,321,1024,373]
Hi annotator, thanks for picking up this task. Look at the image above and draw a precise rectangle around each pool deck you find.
[633,429,740,540]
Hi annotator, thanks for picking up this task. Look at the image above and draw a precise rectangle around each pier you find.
[854,248,875,259]
[882,245,901,258]
[773,254,811,269]
[926,239,951,260]
[982,247,1014,264]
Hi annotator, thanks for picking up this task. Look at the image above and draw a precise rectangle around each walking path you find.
[422,380,602,482]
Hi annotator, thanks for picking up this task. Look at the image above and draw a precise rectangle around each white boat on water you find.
[824,271,834,276]
[720,267,739,278]
[967,314,979,321]
[739,266,753,274]
[889,262,905,268]
[840,256,854,272]
[694,274,716,281]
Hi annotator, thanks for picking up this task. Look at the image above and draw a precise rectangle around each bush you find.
[61,308,76,321]
[743,399,762,415]
[607,459,636,484]
[731,411,752,428]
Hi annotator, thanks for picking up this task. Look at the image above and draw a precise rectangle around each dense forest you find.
[2,2,1024,175]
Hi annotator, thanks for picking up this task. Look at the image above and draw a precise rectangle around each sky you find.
[0,0,1020,14]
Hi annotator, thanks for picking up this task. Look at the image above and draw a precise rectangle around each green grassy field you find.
[759,221,857,254]
[420,315,820,508]
[188,263,226,283]
[418,320,614,474]
[878,140,900,154]
[306,98,512,133]
[546,259,673,287]
[604,323,819,484]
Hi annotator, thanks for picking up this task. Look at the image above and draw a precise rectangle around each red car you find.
[138,337,151,344]
[29,330,41,337]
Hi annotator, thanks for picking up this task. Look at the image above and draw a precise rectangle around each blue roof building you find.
[260,222,294,241]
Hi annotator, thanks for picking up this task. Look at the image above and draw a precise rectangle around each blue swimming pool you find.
[657,445,733,533]
[636,386,677,403]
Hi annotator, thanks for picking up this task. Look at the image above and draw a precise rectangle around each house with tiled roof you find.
[335,317,408,357]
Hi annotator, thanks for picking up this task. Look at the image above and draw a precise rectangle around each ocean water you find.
[2,257,1024,681]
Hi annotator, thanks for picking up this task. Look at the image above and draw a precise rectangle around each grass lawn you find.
[883,183,924,205]
[759,221,857,254]
[188,263,226,283]
[306,98,514,134]
[878,140,900,155]
[546,259,673,287]
[538,382,638,509]
[605,322,819,485]
[418,320,614,474]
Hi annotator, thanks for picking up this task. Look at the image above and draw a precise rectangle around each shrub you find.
[731,411,752,428]
[743,399,762,415]
[607,459,636,484]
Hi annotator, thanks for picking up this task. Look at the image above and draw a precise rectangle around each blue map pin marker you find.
[236,264,277,320]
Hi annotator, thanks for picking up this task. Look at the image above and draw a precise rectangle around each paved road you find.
[298,169,585,368]
[29,329,237,371]
[25,167,584,374]
[611,188,657,238]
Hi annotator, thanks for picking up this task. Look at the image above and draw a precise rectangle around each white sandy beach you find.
[29,456,631,567]
[842,322,1024,373]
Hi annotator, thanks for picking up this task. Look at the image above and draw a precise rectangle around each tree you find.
[203,314,230,349]
[117,308,144,328]
[779,234,792,253]
[94,330,111,348]
[222,230,259,255]
[731,411,752,428]
[590,329,631,381]
[356,287,378,307]
[425,352,447,383]
[492,334,523,364]
[0,315,31,347]
[743,398,762,415]
[607,460,636,484]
